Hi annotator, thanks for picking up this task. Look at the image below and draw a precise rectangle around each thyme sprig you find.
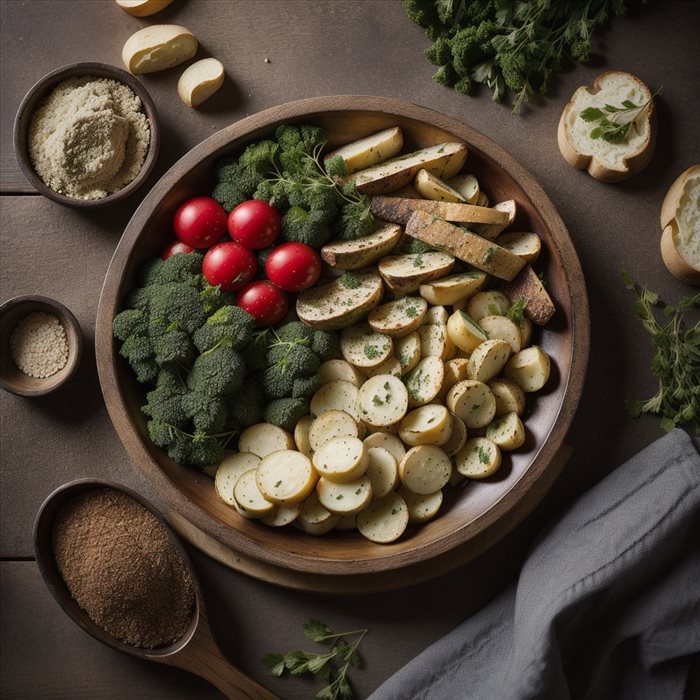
[580,89,660,144]
[622,271,700,435]
[263,619,368,700]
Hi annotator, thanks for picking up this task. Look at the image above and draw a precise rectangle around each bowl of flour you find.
[14,62,160,208]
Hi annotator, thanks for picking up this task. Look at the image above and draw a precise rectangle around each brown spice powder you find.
[51,488,195,649]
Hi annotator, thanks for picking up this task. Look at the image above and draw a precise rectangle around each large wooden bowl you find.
[96,96,589,592]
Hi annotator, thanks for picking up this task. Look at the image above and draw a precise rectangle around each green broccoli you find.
[241,328,270,372]
[142,382,189,428]
[148,282,209,334]
[311,329,341,361]
[112,308,147,341]
[281,206,333,249]
[263,397,309,431]
[187,345,246,397]
[225,380,264,427]
[192,305,256,353]
[292,374,322,399]
[142,251,204,286]
[146,420,228,469]
[182,392,229,434]
[152,327,196,368]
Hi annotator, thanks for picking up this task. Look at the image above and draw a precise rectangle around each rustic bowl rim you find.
[96,95,590,584]
[13,61,160,209]
[0,294,83,396]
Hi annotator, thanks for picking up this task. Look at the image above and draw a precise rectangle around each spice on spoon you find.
[51,488,195,649]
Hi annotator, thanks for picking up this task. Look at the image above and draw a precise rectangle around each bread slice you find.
[178,58,225,107]
[660,165,700,285]
[558,71,656,182]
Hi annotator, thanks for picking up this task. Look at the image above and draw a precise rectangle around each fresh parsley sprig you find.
[263,619,368,700]
[580,89,660,144]
[622,271,700,435]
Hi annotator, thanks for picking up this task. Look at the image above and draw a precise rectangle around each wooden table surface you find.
[1,1,698,698]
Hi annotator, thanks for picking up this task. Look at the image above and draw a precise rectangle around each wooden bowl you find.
[96,96,590,590]
[13,62,160,208]
[0,295,83,396]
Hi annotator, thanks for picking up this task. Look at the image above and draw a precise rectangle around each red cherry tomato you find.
[236,281,289,327]
[227,200,281,249]
[265,243,322,292]
[161,240,195,260]
[173,196,227,248]
[202,242,257,292]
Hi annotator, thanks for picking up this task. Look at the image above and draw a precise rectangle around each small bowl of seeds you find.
[0,295,83,396]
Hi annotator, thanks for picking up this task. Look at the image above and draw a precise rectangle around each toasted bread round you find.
[557,71,656,182]
[659,165,700,285]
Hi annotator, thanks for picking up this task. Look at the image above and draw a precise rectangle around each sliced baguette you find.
[557,71,656,182]
[346,142,468,195]
[404,210,525,281]
[177,58,224,107]
[370,196,509,227]
[115,0,174,16]
[324,127,403,175]
[502,265,556,326]
[659,165,700,285]
[122,24,198,75]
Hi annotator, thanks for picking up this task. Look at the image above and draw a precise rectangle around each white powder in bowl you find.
[10,311,69,378]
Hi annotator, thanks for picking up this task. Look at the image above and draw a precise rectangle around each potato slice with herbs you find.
[414,168,466,202]
[357,492,409,543]
[234,469,275,518]
[238,423,295,458]
[505,346,551,392]
[368,296,428,337]
[294,415,313,458]
[441,357,471,397]
[261,502,303,527]
[365,446,399,499]
[317,475,373,515]
[441,413,468,457]
[446,379,496,429]
[357,374,409,427]
[399,445,452,495]
[341,323,393,369]
[404,356,445,407]
[466,290,511,322]
[215,452,260,507]
[447,310,487,354]
[295,492,341,535]
[398,485,444,524]
[318,359,366,387]
[419,271,489,306]
[447,173,480,204]
[256,450,317,505]
[320,223,402,270]
[479,315,522,354]
[456,437,502,479]
[363,357,402,378]
[423,304,449,326]
[363,431,407,465]
[399,404,453,446]
[417,323,456,361]
[497,231,542,263]
[395,331,422,375]
[324,126,403,175]
[308,409,361,452]
[488,378,526,416]
[485,412,526,451]
[310,380,361,421]
[312,436,369,483]
[467,338,512,383]
[379,252,455,295]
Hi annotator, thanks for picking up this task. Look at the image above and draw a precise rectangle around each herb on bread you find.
[622,272,700,435]
[263,619,367,700]
[580,90,659,144]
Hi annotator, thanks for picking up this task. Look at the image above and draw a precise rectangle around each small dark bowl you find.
[32,478,200,659]
[0,295,83,396]
[13,62,160,208]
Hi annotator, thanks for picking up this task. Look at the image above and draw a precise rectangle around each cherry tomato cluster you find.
[163,196,322,326]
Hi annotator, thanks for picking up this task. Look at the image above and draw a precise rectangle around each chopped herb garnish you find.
[483,247,497,264]
[506,298,528,325]
[413,254,424,268]
[372,394,385,406]
[478,446,491,464]
[339,271,361,289]
[364,344,381,360]
[274,480,282,488]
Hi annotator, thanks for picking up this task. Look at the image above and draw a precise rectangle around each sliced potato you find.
[488,378,526,416]
[466,290,511,321]
[455,437,502,479]
[379,252,455,295]
[441,357,470,397]
[347,141,468,195]
[335,514,358,531]
[414,168,465,203]
[441,413,468,457]
[399,445,452,495]
[419,271,489,306]
[340,323,393,369]
[446,309,487,353]
[417,323,455,361]
[365,446,399,499]
[357,374,409,427]
[238,423,295,458]
[261,502,303,527]
[294,415,313,457]
[399,404,452,446]
[479,315,522,354]
[476,191,489,207]
[404,211,525,281]
[394,331,421,375]
[215,452,260,506]
[471,200,517,240]
[367,296,428,337]
[317,475,372,515]
[308,409,360,452]
[234,469,275,518]
[318,359,366,387]
[324,126,403,175]
[363,431,407,465]
[404,356,445,407]
[256,450,317,505]
[517,316,533,347]
[310,380,360,421]
[296,270,383,330]
[357,492,409,543]
[312,436,369,483]
[466,338,511,383]
[497,231,542,262]
[363,357,402,378]
[320,223,402,270]
[505,346,551,392]
[485,412,526,451]
[422,304,449,326]
[447,174,480,204]
[295,492,341,535]
[446,379,496,429]
[398,485,443,524]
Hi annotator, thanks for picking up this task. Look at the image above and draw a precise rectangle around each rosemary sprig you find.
[580,89,660,144]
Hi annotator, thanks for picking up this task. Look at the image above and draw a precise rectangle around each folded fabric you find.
[368,429,700,700]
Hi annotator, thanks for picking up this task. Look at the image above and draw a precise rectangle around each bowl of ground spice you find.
[0,294,83,396]
[14,62,159,208]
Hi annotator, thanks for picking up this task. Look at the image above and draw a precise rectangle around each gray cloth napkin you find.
[369,429,700,700]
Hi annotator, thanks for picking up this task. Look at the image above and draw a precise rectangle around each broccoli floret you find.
[300,125,327,151]
[263,397,309,431]
[142,383,188,427]
[225,380,264,427]
[187,346,246,397]
[192,305,256,353]
[261,345,320,399]
[292,374,322,399]
[311,329,341,361]
[274,321,314,345]
[119,332,152,363]
[324,154,347,180]
[425,35,452,66]
[112,308,147,341]
[149,282,209,334]
[147,420,227,469]
[212,163,262,212]
[281,206,333,249]
[238,139,279,175]
[152,251,204,285]
[182,391,229,433]
[241,329,270,372]
[335,198,374,240]
[153,328,196,367]
[275,124,303,151]
[187,435,226,470]
[123,287,151,311]
[129,358,159,384]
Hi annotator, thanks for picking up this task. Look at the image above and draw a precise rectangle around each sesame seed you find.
[9,311,69,378]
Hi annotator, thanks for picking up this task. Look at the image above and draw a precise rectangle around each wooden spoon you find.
[33,478,279,700]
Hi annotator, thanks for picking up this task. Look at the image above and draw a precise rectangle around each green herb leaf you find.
[580,106,604,121]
